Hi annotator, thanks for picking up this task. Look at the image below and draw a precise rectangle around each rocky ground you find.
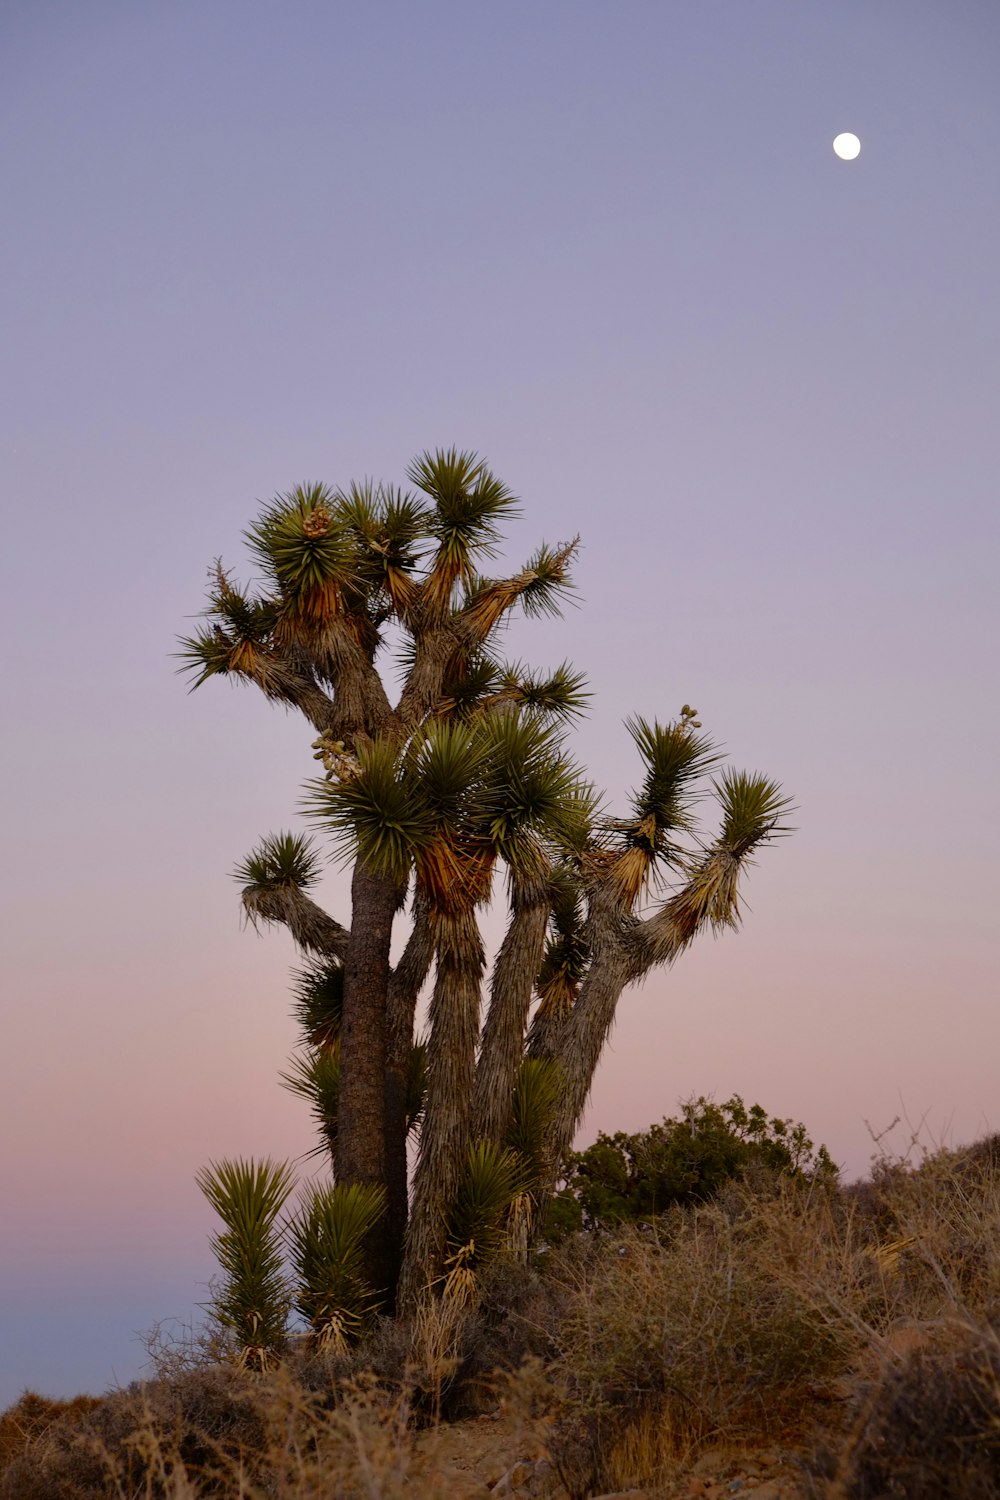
[409,1410,820,1499]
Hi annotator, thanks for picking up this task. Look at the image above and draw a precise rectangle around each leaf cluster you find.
[197,1159,391,1359]
[232,832,322,891]
[443,1058,562,1298]
[178,451,584,737]
[305,711,589,894]
[533,866,589,1024]
[194,1159,297,1367]
[286,1182,387,1349]
[545,1096,836,1239]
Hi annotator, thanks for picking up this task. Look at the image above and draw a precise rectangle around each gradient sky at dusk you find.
[2,1,998,1406]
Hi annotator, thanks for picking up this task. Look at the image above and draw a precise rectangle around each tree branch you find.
[241,885,350,960]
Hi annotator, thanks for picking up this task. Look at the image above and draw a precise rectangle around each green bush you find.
[544,1094,835,1239]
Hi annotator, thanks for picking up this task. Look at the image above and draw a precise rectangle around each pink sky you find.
[2,0,998,1404]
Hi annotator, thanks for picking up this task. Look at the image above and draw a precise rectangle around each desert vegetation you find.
[175,449,792,1331]
[3,1125,1000,1498]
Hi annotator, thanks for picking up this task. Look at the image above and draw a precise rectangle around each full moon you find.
[833,132,861,160]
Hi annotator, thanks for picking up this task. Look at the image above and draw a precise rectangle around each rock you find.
[479,1454,516,1487]
[691,1447,735,1477]
[490,1460,532,1495]
[530,1458,560,1496]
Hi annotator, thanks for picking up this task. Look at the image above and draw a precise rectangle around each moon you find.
[833,132,861,161]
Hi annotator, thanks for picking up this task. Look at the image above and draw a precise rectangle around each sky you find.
[2,0,998,1407]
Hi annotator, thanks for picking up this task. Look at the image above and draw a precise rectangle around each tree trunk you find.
[338,859,400,1305]
[398,908,484,1315]
[473,886,550,1144]
[541,852,747,1182]
[383,891,435,1307]
[540,908,630,1181]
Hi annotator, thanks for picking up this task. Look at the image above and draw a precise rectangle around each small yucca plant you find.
[503,1056,563,1255]
[196,1157,296,1371]
[285,1181,387,1352]
[444,1142,530,1304]
[506,1056,561,1187]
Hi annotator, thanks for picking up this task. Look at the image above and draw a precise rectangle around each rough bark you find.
[525,1005,566,1062]
[383,891,435,1303]
[541,935,631,1179]
[398,908,485,1315]
[394,559,565,734]
[625,848,742,977]
[261,662,340,734]
[337,860,402,1305]
[242,886,349,959]
[395,616,462,733]
[472,884,550,1144]
[312,616,393,741]
[541,851,748,1181]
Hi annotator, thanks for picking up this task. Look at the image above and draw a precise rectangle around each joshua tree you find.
[181,453,790,1312]
[181,452,581,1302]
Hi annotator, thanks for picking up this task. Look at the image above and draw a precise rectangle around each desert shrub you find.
[7,1126,996,1498]
[276,1252,565,1429]
[544,1094,836,1240]
[0,1367,267,1500]
[840,1140,1000,1331]
[0,1395,104,1487]
[0,1368,425,1500]
[537,1187,849,1496]
[829,1323,1000,1500]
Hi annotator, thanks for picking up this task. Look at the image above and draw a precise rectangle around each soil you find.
[409,1410,823,1499]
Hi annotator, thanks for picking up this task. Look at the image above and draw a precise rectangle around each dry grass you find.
[519,1181,846,1496]
[0,1368,419,1500]
[3,1134,999,1499]
[817,1322,1000,1499]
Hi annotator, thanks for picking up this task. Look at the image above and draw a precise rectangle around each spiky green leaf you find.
[233,831,323,891]
[195,1158,296,1364]
[410,448,520,557]
[290,961,344,1048]
[279,1046,340,1163]
[715,770,795,854]
[245,484,357,607]
[447,1141,531,1272]
[304,738,435,881]
[286,1181,386,1346]
[517,538,580,619]
[505,1058,562,1191]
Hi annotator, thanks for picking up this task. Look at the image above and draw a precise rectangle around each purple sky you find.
[2,0,998,1406]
